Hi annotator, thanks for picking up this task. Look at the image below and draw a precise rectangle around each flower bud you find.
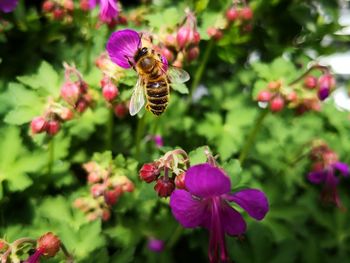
[102,209,111,221]
[257,90,271,102]
[63,0,74,12]
[102,83,119,102]
[240,7,253,21]
[114,103,127,118]
[154,176,175,197]
[61,82,80,105]
[148,238,165,253]
[31,116,47,134]
[226,7,239,22]
[42,1,55,12]
[304,75,317,89]
[122,181,135,192]
[318,74,335,100]
[87,172,101,184]
[80,0,89,11]
[165,34,176,46]
[37,232,61,258]
[270,96,284,112]
[268,81,281,90]
[90,183,105,197]
[193,31,201,45]
[287,91,298,102]
[174,172,186,189]
[46,120,60,136]
[53,8,64,20]
[207,27,223,40]
[161,47,175,62]
[139,163,160,183]
[186,46,199,62]
[60,107,74,121]
[177,26,192,49]
[104,187,122,205]
[76,99,88,113]
[318,86,329,101]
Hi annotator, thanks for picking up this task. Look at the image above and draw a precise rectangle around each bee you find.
[128,47,190,116]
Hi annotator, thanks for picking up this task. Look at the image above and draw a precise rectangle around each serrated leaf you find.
[4,106,40,125]
[189,146,210,165]
[171,83,189,94]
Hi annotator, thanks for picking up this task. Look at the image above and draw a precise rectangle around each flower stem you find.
[288,64,329,86]
[60,243,74,263]
[189,39,214,97]
[135,114,146,160]
[239,109,269,165]
[48,137,55,176]
[105,108,114,150]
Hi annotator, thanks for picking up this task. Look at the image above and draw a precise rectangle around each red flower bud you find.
[114,103,128,118]
[226,7,239,22]
[304,75,317,89]
[139,163,160,183]
[287,91,298,102]
[60,108,74,121]
[61,82,80,105]
[76,99,88,113]
[80,0,89,11]
[161,47,175,62]
[257,90,271,102]
[193,31,201,45]
[46,120,60,136]
[186,46,199,62]
[270,96,285,112]
[174,172,186,189]
[102,83,119,102]
[90,183,105,197]
[240,7,253,21]
[207,27,223,40]
[42,1,55,12]
[37,232,61,258]
[31,116,47,134]
[53,8,64,20]
[154,177,175,197]
[104,187,122,205]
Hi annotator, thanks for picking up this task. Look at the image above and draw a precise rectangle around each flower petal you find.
[169,189,208,228]
[89,0,98,9]
[221,202,246,236]
[0,0,18,13]
[185,164,231,198]
[106,29,141,69]
[308,170,326,184]
[225,189,269,220]
[99,0,118,22]
[333,162,349,177]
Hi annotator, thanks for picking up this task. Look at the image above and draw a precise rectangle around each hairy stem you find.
[239,109,269,165]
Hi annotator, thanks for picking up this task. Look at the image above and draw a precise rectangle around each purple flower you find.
[147,238,165,253]
[89,0,118,22]
[106,29,141,69]
[24,248,44,263]
[169,164,269,263]
[153,135,163,148]
[308,161,349,207]
[0,0,18,13]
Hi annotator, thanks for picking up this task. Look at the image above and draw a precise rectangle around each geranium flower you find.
[0,0,18,13]
[89,0,118,22]
[106,29,141,69]
[308,157,349,207]
[170,163,269,263]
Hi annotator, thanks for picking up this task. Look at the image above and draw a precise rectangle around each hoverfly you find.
[128,47,190,116]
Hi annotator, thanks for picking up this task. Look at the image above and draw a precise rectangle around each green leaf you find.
[188,146,210,165]
[4,106,40,125]
[171,83,189,94]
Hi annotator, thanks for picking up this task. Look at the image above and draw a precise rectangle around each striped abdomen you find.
[145,74,169,116]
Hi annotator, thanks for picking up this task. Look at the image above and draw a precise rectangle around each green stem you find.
[239,109,269,165]
[106,108,114,150]
[167,225,183,248]
[48,137,55,176]
[135,114,146,160]
[60,243,74,263]
[85,13,93,72]
[189,39,215,97]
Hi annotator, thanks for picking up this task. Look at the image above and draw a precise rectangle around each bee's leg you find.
[125,55,135,70]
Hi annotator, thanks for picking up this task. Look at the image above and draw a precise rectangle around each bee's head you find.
[134,47,148,62]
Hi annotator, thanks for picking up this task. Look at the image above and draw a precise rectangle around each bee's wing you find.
[129,77,145,116]
[166,66,190,84]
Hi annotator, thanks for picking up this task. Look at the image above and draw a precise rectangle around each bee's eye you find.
[142,47,148,53]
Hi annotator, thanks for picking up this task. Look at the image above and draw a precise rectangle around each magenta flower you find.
[147,238,165,253]
[0,0,18,13]
[106,29,141,69]
[308,161,349,207]
[153,135,163,148]
[170,164,269,263]
[89,0,118,22]
[25,248,44,263]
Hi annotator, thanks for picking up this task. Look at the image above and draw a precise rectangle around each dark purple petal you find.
[106,29,141,69]
[0,0,18,13]
[225,189,269,221]
[99,0,118,22]
[321,170,342,207]
[318,86,330,101]
[333,162,349,177]
[308,170,326,184]
[24,249,43,263]
[169,189,208,228]
[185,164,231,198]
[221,202,246,236]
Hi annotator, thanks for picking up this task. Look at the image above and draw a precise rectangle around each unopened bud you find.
[61,82,80,105]
[139,163,160,183]
[226,7,239,22]
[46,120,60,136]
[37,232,61,258]
[154,176,175,197]
[257,90,271,102]
[186,46,199,62]
[304,75,317,89]
[270,96,285,112]
[174,172,186,189]
[102,83,119,102]
[240,7,253,21]
[31,116,47,134]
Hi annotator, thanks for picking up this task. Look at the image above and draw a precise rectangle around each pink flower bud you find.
[104,187,122,205]
[139,163,160,183]
[226,7,239,22]
[287,91,298,102]
[76,100,88,113]
[186,46,199,62]
[270,96,285,112]
[165,34,176,46]
[154,176,175,197]
[174,172,186,189]
[304,75,317,89]
[60,108,74,121]
[240,7,253,21]
[46,120,60,136]
[90,183,105,197]
[102,83,119,102]
[87,172,101,184]
[161,47,175,62]
[193,31,201,45]
[207,27,223,40]
[61,82,80,105]
[177,26,192,49]
[257,90,271,102]
[53,8,64,20]
[31,116,47,134]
